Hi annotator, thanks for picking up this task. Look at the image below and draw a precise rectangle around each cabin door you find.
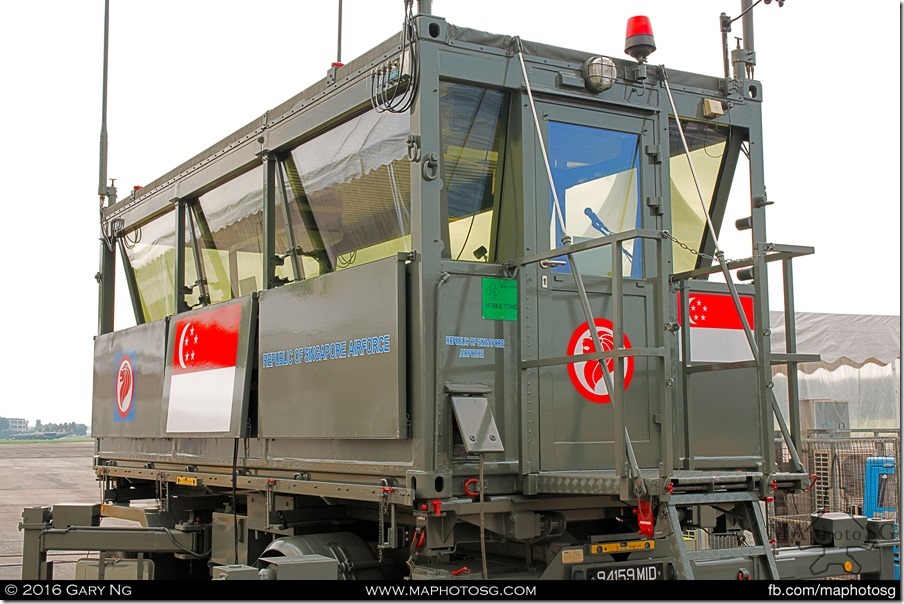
[528,102,663,473]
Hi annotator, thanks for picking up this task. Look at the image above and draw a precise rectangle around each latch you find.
[539,259,566,269]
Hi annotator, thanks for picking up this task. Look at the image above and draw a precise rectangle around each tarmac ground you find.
[0,441,105,580]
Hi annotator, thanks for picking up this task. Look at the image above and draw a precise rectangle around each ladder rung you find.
[520,347,664,370]
[670,492,758,505]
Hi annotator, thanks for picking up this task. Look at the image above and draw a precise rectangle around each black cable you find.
[336,251,356,268]
[730,0,763,24]
[162,527,212,558]
[386,0,418,113]
[372,0,419,114]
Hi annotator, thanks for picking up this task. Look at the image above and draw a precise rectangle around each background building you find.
[3,418,29,433]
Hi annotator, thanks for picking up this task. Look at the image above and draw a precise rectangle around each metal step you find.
[662,495,779,579]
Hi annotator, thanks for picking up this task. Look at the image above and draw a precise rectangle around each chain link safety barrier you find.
[662,229,774,265]
[767,582,897,599]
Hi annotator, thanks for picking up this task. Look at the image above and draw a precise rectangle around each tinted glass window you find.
[440,82,507,261]
[284,109,411,271]
[669,119,729,273]
[122,213,177,322]
[548,121,642,278]
[193,166,265,298]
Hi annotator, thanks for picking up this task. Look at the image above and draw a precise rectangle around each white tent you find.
[770,312,901,431]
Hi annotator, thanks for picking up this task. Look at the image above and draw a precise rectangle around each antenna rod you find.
[98,0,110,201]
[337,0,343,64]
[740,0,755,53]
[97,0,116,337]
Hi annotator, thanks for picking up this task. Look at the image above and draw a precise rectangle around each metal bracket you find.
[422,153,439,181]
[625,64,648,82]
[406,134,421,162]
[450,396,504,454]
[646,196,663,216]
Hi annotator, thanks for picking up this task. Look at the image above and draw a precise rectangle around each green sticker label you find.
[481,277,518,321]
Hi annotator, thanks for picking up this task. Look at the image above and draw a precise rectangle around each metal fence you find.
[773,431,899,547]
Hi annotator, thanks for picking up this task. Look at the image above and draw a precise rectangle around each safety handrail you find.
[510,228,668,373]
[510,228,663,269]
[510,228,670,494]
[672,248,814,476]
[670,244,814,282]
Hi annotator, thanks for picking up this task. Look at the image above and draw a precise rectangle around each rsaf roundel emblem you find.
[566,318,634,404]
[115,355,135,418]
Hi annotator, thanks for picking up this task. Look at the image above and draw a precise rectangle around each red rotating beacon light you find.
[625,16,656,63]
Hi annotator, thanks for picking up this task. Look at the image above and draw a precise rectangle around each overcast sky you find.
[0,1,899,426]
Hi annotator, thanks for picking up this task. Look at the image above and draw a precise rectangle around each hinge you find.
[645,144,662,164]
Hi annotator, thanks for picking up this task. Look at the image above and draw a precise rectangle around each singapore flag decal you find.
[677,292,755,363]
[166,302,242,433]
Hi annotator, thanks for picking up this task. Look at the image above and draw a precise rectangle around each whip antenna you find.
[98,0,112,204]
[97,0,117,336]
[336,0,343,65]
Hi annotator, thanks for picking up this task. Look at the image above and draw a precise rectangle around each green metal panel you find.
[538,283,659,471]
[528,102,662,473]
[436,266,520,468]
[685,367,761,466]
[91,320,167,437]
[257,256,407,439]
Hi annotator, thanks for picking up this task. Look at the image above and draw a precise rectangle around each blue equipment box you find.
[864,456,898,580]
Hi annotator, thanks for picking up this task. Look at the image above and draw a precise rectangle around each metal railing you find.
[510,228,671,494]
[671,244,816,475]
